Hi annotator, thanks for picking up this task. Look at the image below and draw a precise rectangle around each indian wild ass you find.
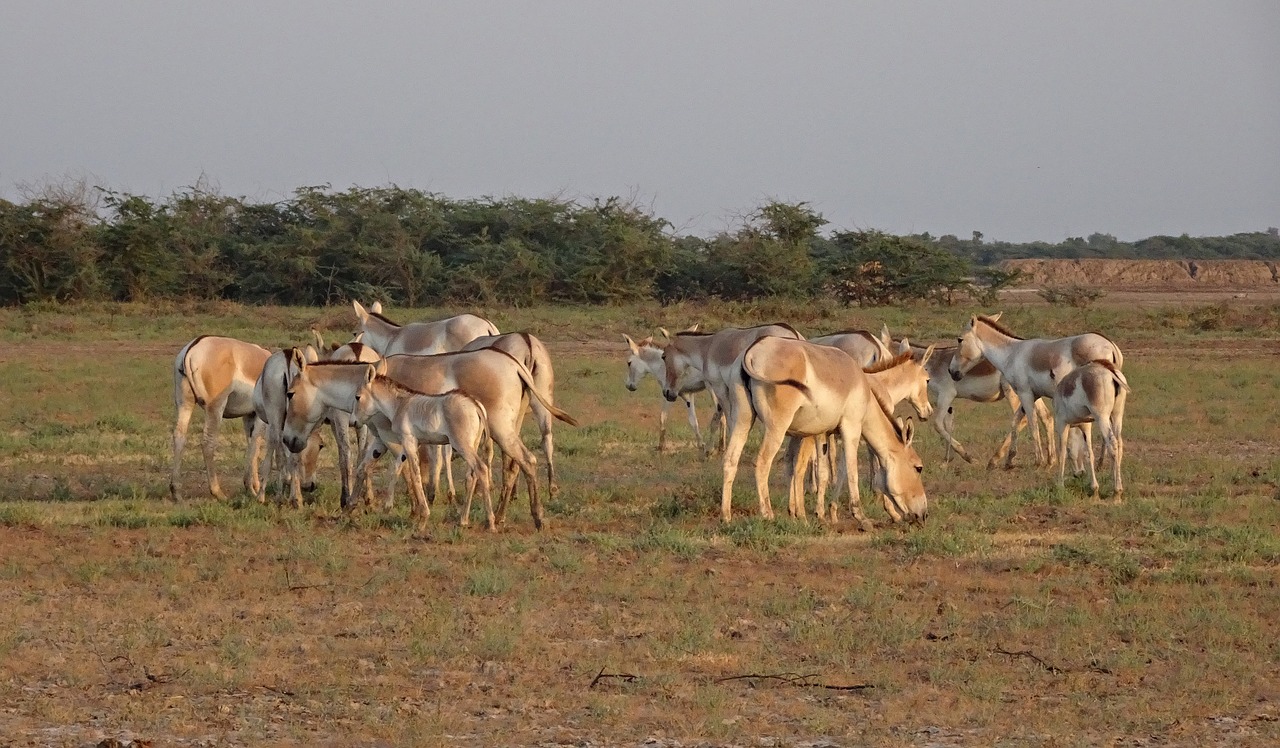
[253,345,324,507]
[732,337,927,528]
[1051,360,1130,500]
[887,334,1053,468]
[170,335,271,501]
[660,324,804,466]
[352,301,499,356]
[623,333,719,452]
[950,314,1125,469]
[352,370,495,530]
[283,349,577,529]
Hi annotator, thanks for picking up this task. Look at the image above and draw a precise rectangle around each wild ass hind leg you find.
[199,395,231,500]
[718,390,755,524]
[750,422,789,521]
[169,392,196,501]
[783,436,811,522]
[1078,424,1100,500]
[683,394,706,453]
[399,436,431,533]
[933,392,974,464]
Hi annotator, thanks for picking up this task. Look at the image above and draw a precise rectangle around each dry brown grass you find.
[0,301,1277,747]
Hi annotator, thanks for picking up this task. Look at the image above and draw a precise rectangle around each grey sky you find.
[3,1,1277,242]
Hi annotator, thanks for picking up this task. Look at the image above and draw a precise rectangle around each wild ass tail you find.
[741,338,812,396]
[492,349,579,427]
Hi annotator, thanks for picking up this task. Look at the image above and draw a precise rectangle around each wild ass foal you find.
[950,314,1124,469]
[283,349,577,529]
[737,337,928,529]
[170,335,271,501]
[352,369,494,531]
[623,333,719,452]
[351,300,499,356]
[1051,360,1130,500]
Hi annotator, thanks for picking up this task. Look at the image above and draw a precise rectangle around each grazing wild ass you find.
[352,369,495,531]
[170,335,271,501]
[283,349,577,529]
[950,314,1124,469]
[623,333,719,452]
[733,337,927,528]
[794,347,936,523]
[1051,360,1130,500]
[351,301,499,356]
[660,324,804,464]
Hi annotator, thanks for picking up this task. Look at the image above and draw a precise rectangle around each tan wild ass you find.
[950,314,1124,469]
[732,337,927,529]
[352,370,495,531]
[352,301,499,356]
[809,329,892,367]
[660,324,804,466]
[792,347,936,523]
[623,333,720,452]
[170,335,271,501]
[283,349,577,528]
[1051,360,1130,500]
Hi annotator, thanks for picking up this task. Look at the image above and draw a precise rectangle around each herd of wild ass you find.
[170,302,1129,532]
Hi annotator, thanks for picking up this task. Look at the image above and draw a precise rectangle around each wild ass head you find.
[949,312,1002,382]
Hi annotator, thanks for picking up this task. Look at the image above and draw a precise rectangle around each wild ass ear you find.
[879,323,892,346]
[363,363,378,384]
[370,300,383,314]
[897,417,916,446]
[373,359,389,376]
[920,344,937,368]
[682,323,701,333]
[310,327,326,351]
[657,327,672,342]
[871,331,893,362]
[303,345,320,364]
[351,331,364,343]
[639,336,654,348]
[622,334,640,355]
[352,300,369,323]
[988,311,1002,321]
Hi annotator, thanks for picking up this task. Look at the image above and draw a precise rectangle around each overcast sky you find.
[2,1,1277,242]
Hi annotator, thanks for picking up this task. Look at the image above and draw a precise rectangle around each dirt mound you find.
[1003,259,1280,290]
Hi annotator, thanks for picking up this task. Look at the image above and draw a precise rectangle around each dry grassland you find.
[0,299,1277,747]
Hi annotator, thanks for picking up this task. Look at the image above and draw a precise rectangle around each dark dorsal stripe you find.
[863,351,915,374]
[976,315,1024,340]
[367,310,401,328]
[373,375,462,399]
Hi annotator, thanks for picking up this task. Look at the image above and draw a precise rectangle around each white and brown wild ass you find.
[886,334,1053,468]
[352,370,495,531]
[170,335,271,501]
[253,346,324,507]
[283,349,577,529]
[1051,360,1130,500]
[660,324,804,473]
[950,314,1125,469]
[623,333,720,452]
[734,337,928,529]
[809,329,892,368]
[352,301,499,356]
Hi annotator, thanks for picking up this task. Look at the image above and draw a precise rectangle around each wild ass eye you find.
[915,464,924,474]
[286,391,294,400]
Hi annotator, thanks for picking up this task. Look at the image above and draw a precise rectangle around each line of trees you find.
[2,179,1274,307]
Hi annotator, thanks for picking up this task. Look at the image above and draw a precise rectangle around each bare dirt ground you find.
[0,301,1277,747]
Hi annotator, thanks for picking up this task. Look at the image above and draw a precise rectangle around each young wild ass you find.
[950,314,1125,469]
[733,337,928,529]
[623,333,720,452]
[170,335,271,501]
[352,370,495,531]
[1051,360,1130,500]
[660,324,804,468]
[887,334,1053,468]
[283,349,577,529]
[351,300,499,356]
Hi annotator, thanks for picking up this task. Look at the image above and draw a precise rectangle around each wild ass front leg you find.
[839,427,874,532]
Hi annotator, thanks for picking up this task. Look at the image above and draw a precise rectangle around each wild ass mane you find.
[976,315,1024,340]
[863,351,915,374]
